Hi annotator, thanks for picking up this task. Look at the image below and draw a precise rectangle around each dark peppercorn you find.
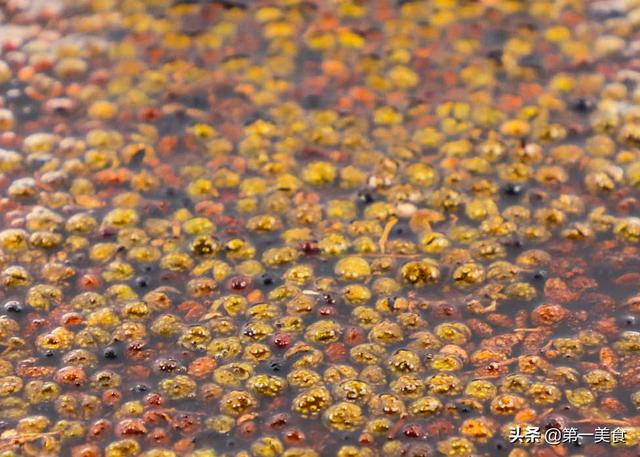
[543,414,567,430]
[572,98,594,113]
[533,270,548,281]
[129,149,146,167]
[71,252,87,264]
[28,156,50,169]
[620,315,637,327]
[501,183,523,196]
[487,49,503,64]
[302,94,323,109]
[131,384,149,393]
[393,224,408,236]
[322,294,336,305]
[357,190,374,204]
[502,236,523,249]
[3,300,22,313]
[103,345,119,360]
[268,359,284,373]
[518,54,542,70]
[458,405,470,414]
[135,276,149,288]
[53,105,71,116]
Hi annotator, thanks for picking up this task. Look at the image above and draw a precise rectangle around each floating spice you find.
[0,0,638,456]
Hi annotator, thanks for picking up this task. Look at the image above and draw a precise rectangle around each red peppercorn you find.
[431,303,460,319]
[33,56,52,72]
[2,40,18,52]
[425,418,455,437]
[61,312,83,327]
[25,316,50,334]
[147,427,170,445]
[4,209,24,226]
[102,389,122,406]
[145,393,165,406]
[89,69,110,85]
[344,327,364,345]
[325,343,346,362]
[78,273,102,290]
[0,132,18,147]
[172,413,199,434]
[403,423,422,438]
[54,366,86,386]
[318,306,336,316]
[140,107,162,121]
[71,444,100,457]
[284,429,305,444]
[239,420,256,437]
[601,396,626,413]
[268,413,289,428]
[359,433,373,445]
[273,333,292,349]
[160,271,181,282]
[143,410,170,425]
[298,241,320,255]
[116,418,148,437]
[536,449,558,457]
[229,275,250,290]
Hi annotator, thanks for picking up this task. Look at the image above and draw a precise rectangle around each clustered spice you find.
[0,0,639,457]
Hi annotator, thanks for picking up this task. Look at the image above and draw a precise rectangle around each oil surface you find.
[0,1,639,457]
